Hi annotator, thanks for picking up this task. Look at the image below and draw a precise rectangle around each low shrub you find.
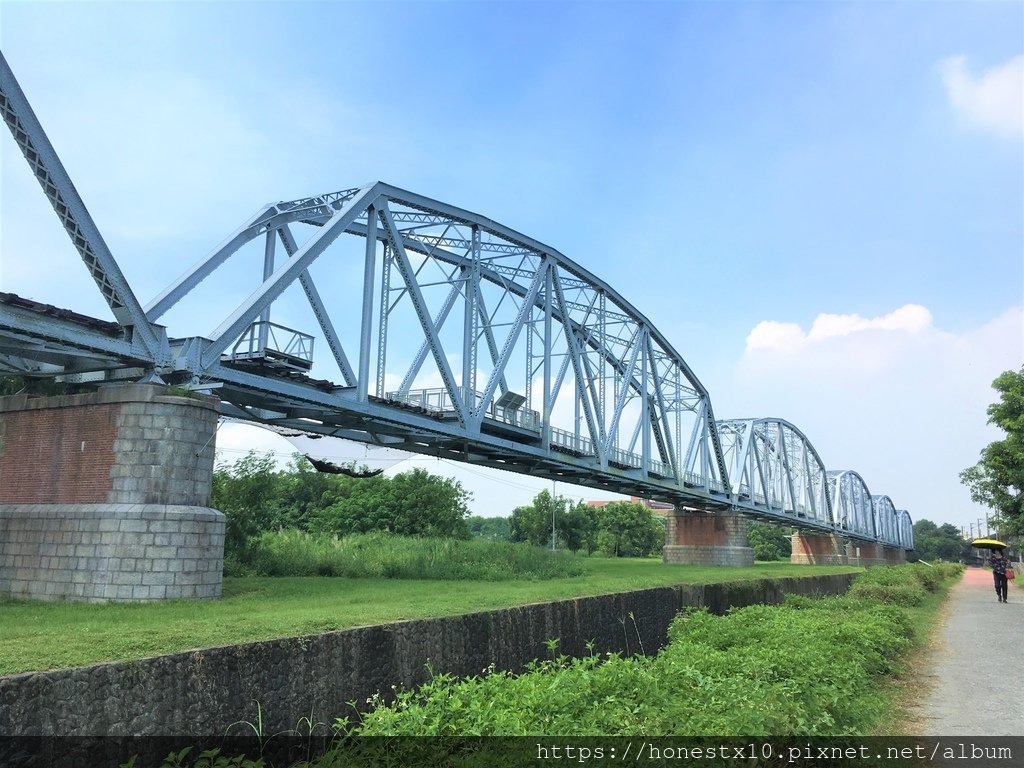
[848,565,927,606]
[347,581,916,737]
[230,529,586,580]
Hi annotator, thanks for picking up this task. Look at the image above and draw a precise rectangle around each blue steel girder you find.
[826,469,875,539]
[0,51,170,370]
[0,49,918,549]
[136,182,730,497]
[717,418,833,526]
[871,495,900,548]
[896,509,915,551]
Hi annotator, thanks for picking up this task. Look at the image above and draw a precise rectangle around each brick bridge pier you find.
[0,384,224,602]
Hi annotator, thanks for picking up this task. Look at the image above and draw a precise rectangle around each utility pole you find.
[551,480,557,551]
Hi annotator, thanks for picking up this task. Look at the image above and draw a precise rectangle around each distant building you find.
[586,496,675,517]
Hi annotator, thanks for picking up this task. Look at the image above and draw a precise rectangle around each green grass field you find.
[0,559,859,675]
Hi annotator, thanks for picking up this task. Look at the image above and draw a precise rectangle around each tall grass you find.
[228,530,586,580]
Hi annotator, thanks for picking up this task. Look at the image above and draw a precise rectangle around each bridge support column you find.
[845,541,888,567]
[0,384,224,602]
[663,510,754,567]
[882,546,907,565]
[790,532,848,565]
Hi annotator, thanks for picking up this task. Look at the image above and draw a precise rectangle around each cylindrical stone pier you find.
[663,510,754,566]
[0,384,224,602]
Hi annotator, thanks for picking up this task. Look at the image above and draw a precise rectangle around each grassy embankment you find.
[0,554,857,676]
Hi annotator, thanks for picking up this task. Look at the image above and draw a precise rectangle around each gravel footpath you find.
[916,566,1023,736]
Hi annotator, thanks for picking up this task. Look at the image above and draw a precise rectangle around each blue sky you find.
[1,1,1021,535]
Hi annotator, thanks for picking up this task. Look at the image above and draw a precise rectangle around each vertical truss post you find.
[375,239,391,399]
[641,328,650,473]
[357,204,376,400]
[258,230,276,350]
[542,261,553,446]
[463,226,480,413]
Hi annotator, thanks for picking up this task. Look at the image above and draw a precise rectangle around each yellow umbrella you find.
[971,538,1007,550]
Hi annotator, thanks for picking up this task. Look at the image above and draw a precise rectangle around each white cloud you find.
[940,54,1024,140]
[745,304,935,372]
[725,304,1023,532]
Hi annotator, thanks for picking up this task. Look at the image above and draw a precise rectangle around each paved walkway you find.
[917,566,1023,735]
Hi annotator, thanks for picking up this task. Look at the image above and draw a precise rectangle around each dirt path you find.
[916,567,1023,735]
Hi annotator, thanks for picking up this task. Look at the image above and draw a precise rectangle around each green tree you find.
[510,489,565,547]
[595,501,664,557]
[312,467,471,539]
[960,368,1024,536]
[747,523,792,561]
[212,451,287,557]
[912,519,969,562]
[562,500,600,555]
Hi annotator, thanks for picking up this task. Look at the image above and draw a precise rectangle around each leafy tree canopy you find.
[747,523,792,561]
[911,519,968,562]
[213,453,471,557]
[960,368,1024,536]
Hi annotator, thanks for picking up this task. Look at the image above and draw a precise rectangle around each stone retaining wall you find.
[0,573,857,740]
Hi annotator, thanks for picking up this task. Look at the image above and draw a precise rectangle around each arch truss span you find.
[896,509,914,551]
[716,418,832,526]
[827,470,875,540]
[135,182,732,501]
[871,495,903,549]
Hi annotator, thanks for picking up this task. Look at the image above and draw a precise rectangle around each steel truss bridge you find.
[0,52,912,550]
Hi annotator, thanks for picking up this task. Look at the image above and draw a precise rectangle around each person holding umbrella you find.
[972,538,1012,603]
[990,548,1011,603]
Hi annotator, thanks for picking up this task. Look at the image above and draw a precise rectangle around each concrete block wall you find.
[0,504,224,601]
[0,385,224,602]
[663,510,754,566]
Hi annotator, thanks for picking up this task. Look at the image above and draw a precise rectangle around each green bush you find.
[231,529,586,580]
[347,577,917,737]
[908,563,942,592]
[848,565,927,606]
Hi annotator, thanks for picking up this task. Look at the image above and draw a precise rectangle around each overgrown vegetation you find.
[213,452,473,566]
[344,564,959,738]
[117,563,961,767]
[747,522,793,561]
[225,530,585,580]
[510,491,664,557]
[215,454,670,571]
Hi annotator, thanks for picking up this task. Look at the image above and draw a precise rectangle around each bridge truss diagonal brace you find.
[471,261,545,432]
[199,185,382,371]
[0,51,169,368]
[550,269,603,462]
[276,224,356,386]
[378,203,471,428]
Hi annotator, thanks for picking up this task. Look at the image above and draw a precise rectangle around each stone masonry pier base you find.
[663,510,754,566]
[790,531,848,565]
[0,384,224,602]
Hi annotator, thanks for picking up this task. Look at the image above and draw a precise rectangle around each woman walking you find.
[990,549,1010,603]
